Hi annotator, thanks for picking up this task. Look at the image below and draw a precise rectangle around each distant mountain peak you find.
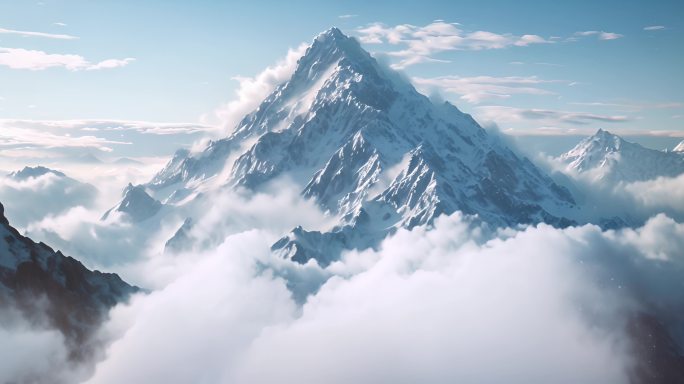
[103,184,162,222]
[560,130,684,182]
[591,128,623,147]
[9,165,65,180]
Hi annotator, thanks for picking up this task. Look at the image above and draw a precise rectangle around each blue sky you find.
[0,0,683,161]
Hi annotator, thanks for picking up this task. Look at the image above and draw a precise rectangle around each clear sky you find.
[0,0,683,161]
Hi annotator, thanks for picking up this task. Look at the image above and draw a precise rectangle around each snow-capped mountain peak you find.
[147,27,578,264]
[559,129,684,182]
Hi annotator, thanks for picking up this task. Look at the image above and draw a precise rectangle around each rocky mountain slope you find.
[0,201,138,358]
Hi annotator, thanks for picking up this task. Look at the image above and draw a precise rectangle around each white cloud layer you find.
[546,160,684,225]
[4,141,683,384]
[0,124,130,153]
[73,212,684,384]
[0,319,73,383]
[0,47,134,71]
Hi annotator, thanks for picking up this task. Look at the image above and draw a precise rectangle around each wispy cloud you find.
[0,27,77,40]
[572,30,624,41]
[412,75,561,103]
[53,22,67,27]
[475,105,631,126]
[0,126,130,153]
[569,101,684,112]
[644,25,665,31]
[338,14,358,19]
[0,119,214,136]
[356,21,551,69]
[0,118,219,162]
[0,47,134,71]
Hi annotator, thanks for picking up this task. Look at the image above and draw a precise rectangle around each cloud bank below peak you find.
[76,211,684,384]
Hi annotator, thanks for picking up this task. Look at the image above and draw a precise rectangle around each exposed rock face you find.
[0,201,138,358]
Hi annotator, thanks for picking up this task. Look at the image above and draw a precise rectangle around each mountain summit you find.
[146,28,577,264]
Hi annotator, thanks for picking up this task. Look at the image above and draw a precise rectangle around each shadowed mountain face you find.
[0,201,138,359]
[146,28,577,264]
